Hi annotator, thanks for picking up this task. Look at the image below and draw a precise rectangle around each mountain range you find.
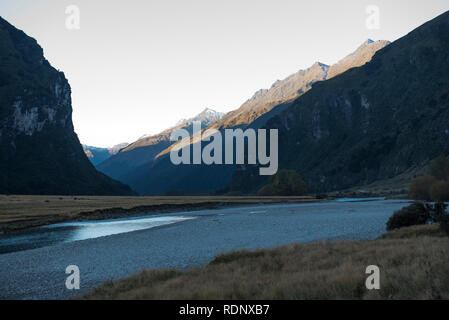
[99,39,390,195]
[83,143,129,166]
[230,10,449,194]
[2,10,449,197]
[212,39,390,130]
[96,107,225,184]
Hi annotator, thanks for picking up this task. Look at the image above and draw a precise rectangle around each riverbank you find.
[0,195,317,233]
[84,224,449,300]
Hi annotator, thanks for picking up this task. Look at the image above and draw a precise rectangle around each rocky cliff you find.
[0,17,135,195]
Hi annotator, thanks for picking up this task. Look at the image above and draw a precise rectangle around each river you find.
[0,198,410,299]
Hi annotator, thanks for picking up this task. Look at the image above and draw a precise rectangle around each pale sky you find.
[1,0,449,147]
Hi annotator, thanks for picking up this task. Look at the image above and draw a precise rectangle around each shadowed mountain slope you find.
[231,10,449,194]
[103,40,389,195]
[208,40,390,131]
[0,17,135,195]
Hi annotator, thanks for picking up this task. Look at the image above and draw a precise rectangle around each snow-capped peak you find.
[176,108,225,126]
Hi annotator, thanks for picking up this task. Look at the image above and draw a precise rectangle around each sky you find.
[1,0,449,147]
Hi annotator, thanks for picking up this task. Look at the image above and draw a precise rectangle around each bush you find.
[386,203,430,231]
[409,175,438,201]
[430,181,449,201]
[387,202,449,236]
[427,202,448,221]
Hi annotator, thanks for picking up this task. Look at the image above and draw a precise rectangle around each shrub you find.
[430,181,449,201]
[386,202,430,231]
[427,202,448,222]
[409,175,438,201]
[387,202,449,236]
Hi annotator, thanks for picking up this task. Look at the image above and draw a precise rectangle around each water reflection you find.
[0,215,194,254]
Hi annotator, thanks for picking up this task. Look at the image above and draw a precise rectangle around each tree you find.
[258,170,308,196]
[430,155,449,181]
[409,175,438,201]
[409,156,449,201]
[430,181,449,202]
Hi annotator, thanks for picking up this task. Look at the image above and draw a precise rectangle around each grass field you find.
[83,224,449,300]
[0,195,316,232]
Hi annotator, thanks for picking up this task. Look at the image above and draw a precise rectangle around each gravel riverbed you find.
[0,199,410,299]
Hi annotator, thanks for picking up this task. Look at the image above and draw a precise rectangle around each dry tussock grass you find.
[84,225,449,300]
[0,195,314,231]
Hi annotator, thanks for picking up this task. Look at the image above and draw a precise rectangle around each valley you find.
[1,3,449,303]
